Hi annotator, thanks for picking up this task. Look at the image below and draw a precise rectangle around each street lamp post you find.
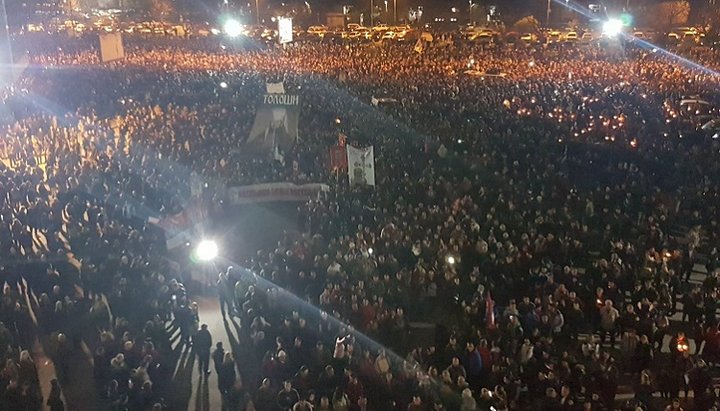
[256,0,260,25]
[370,0,374,26]
[1,0,11,67]
[546,0,551,26]
[393,0,397,23]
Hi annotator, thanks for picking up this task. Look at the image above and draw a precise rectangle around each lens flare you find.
[195,240,219,261]
[602,19,623,37]
[223,19,243,37]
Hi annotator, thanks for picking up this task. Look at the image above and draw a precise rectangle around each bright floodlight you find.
[447,255,456,265]
[223,19,243,37]
[195,240,219,261]
[219,81,228,88]
[602,19,623,37]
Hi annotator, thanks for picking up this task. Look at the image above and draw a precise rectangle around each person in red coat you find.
[345,374,364,405]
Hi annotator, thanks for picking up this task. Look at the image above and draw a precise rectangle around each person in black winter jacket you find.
[193,324,212,375]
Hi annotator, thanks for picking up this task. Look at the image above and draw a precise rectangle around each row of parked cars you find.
[459,26,591,45]
[305,24,415,41]
[25,19,189,37]
[458,25,709,46]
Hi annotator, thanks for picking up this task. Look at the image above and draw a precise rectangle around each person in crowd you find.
[47,378,65,411]
[4,27,720,411]
[255,378,276,411]
[461,387,478,411]
[218,352,237,398]
[213,341,226,374]
[193,323,213,375]
[218,271,236,318]
[277,380,301,411]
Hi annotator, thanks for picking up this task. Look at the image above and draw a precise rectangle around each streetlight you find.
[546,0,551,27]
[195,240,219,262]
[602,18,623,37]
[370,0,374,27]
[256,0,261,25]
[0,0,11,66]
[223,19,243,37]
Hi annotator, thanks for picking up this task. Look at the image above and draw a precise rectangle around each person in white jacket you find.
[519,339,534,366]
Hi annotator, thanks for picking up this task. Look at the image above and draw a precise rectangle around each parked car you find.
[307,25,328,37]
[520,32,538,43]
[381,31,396,40]
[547,30,561,43]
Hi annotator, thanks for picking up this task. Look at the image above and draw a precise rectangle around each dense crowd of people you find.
[0,31,718,411]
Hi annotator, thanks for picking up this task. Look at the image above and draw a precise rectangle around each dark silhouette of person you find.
[46,379,64,411]
[193,324,212,375]
[212,341,225,374]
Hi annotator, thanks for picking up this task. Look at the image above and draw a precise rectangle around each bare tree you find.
[512,16,540,33]
[704,3,720,29]
[62,0,81,13]
[150,0,175,21]
[651,1,690,28]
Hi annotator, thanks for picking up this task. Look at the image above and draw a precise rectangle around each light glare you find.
[223,19,243,37]
[602,19,622,37]
[195,240,219,261]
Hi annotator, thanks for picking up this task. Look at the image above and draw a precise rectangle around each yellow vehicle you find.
[469,31,493,43]
[381,31,396,40]
[548,30,561,43]
[27,24,44,32]
[307,25,328,37]
[520,33,537,43]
